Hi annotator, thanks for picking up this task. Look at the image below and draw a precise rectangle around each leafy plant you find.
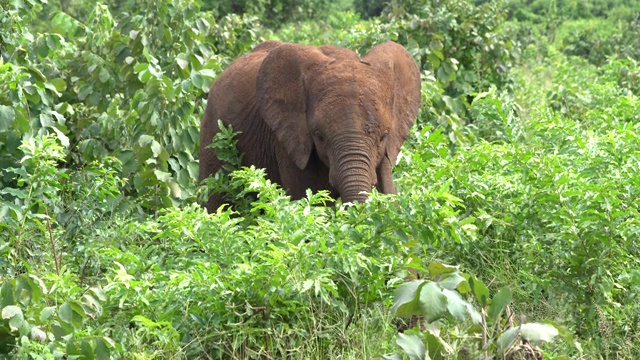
[0,274,111,358]
[379,262,567,359]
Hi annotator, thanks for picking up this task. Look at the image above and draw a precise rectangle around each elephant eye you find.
[380,130,389,142]
[314,130,325,143]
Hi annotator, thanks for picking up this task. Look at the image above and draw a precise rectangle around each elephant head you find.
[256,42,421,203]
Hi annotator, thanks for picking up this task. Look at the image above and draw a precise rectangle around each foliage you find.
[506,0,640,22]
[380,0,520,140]
[387,0,517,94]
[0,132,473,357]
[379,263,568,359]
[545,51,639,122]
[557,18,640,66]
[201,0,351,28]
[2,0,640,358]
[0,274,111,358]
[1,0,264,216]
[353,0,385,19]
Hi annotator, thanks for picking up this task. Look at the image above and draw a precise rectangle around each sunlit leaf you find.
[521,323,559,342]
[391,280,425,318]
[488,287,512,322]
[396,333,425,360]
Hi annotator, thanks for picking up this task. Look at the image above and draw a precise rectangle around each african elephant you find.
[199,41,421,213]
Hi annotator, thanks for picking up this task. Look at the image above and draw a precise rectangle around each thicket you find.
[1,0,639,358]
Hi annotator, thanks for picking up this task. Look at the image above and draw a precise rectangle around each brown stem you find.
[45,203,60,275]
[13,226,25,273]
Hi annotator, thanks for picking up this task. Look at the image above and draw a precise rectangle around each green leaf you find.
[378,354,402,360]
[391,280,426,318]
[465,274,490,307]
[90,287,107,302]
[176,54,189,70]
[40,306,56,322]
[520,323,559,342]
[488,286,512,322]
[2,305,24,331]
[428,262,458,278]
[49,78,67,92]
[31,326,47,342]
[0,105,16,131]
[134,63,149,73]
[424,332,449,359]
[67,340,80,355]
[81,340,94,360]
[429,40,444,52]
[1,282,14,308]
[191,72,204,89]
[138,134,154,147]
[94,337,111,360]
[497,327,519,354]
[154,170,172,182]
[59,302,73,323]
[441,288,474,322]
[419,282,449,323]
[2,305,22,320]
[82,294,102,315]
[396,333,425,360]
[139,70,152,82]
[51,126,70,148]
[99,68,110,83]
[427,53,441,68]
[151,140,162,157]
[78,84,93,101]
[436,272,465,290]
[187,161,199,179]
[15,276,36,306]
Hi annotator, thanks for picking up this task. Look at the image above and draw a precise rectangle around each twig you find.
[45,205,61,274]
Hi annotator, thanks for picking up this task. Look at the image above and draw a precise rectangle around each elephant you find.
[199,40,421,213]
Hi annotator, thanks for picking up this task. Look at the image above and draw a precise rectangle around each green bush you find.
[382,263,570,359]
[202,0,349,28]
[506,0,640,22]
[558,18,640,66]
[2,0,265,215]
[3,0,640,358]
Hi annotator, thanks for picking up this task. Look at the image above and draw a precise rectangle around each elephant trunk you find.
[331,137,376,203]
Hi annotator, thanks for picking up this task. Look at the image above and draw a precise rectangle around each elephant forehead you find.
[311,89,392,133]
[311,65,390,103]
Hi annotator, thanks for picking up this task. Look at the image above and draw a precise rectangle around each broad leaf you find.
[31,326,47,342]
[2,305,24,331]
[521,323,559,342]
[0,105,15,131]
[419,282,449,323]
[40,306,56,322]
[391,280,426,318]
[441,289,480,323]
[497,327,519,354]
[437,272,465,290]
[488,286,512,322]
[58,302,73,324]
[95,337,111,360]
[464,274,489,306]
[396,332,425,360]
[428,262,459,278]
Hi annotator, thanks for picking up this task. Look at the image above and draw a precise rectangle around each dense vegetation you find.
[1,0,638,358]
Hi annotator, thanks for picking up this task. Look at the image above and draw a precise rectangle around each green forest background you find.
[1,0,639,358]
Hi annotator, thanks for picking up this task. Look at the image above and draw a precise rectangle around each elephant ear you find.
[363,41,421,166]
[257,44,334,170]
